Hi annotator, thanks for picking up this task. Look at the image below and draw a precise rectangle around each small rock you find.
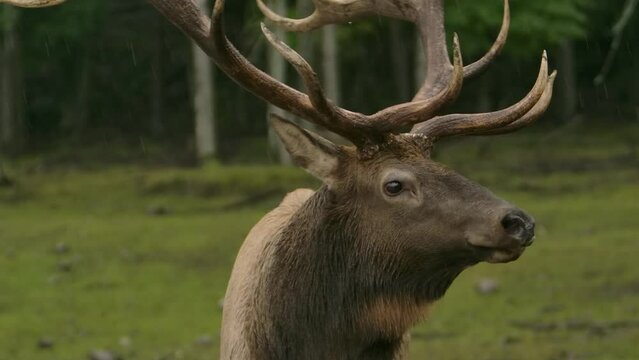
[174,349,185,359]
[510,320,558,332]
[0,174,13,187]
[194,334,213,347]
[501,335,520,346]
[54,242,70,254]
[58,260,73,272]
[475,278,499,295]
[47,274,61,285]
[37,337,55,349]
[556,350,581,360]
[88,349,119,360]
[147,205,170,217]
[539,304,564,314]
[119,336,132,348]
[588,324,608,337]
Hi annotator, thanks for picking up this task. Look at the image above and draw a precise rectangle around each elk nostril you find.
[501,212,535,246]
[501,214,523,233]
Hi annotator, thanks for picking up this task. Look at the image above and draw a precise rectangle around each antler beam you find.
[411,52,550,140]
[0,0,65,7]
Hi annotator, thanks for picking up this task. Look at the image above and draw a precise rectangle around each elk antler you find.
[256,0,418,32]
[411,52,550,140]
[147,0,555,145]
[148,0,464,145]
[258,0,512,99]
[0,0,65,7]
[475,70,557,136]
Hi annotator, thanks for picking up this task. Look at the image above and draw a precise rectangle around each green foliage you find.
[1,4,18,31]
[21,0,104,43]
[446,0,595,57]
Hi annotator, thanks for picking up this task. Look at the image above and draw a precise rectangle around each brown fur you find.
[221,132,534,360]
[362,297,431,339]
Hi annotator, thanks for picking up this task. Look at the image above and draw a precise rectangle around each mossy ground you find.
[1,125,638,359]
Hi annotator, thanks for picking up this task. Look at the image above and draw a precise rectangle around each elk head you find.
[148,0,555,270]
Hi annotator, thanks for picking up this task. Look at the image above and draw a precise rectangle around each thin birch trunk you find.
[192,0,216,158]
[1,4,23,153]
[558,41,577,121]
[266,0,291,164]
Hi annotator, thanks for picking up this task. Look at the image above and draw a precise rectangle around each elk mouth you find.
[475,245,524,263]
[467,240,525,264]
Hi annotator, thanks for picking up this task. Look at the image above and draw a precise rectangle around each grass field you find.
[1,125,638,359]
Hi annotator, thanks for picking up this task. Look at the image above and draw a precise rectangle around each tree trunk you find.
[319,23,346,144]
[60,42,92,138]
[414,33,426,94]
[192,0,216,158]
[0,161,11,186]
[150,14,164,137]
[477,75,493,112]
[296,0,316,66]
[1,5,24,154]
[322,25,340,105]
[389,22,410,101]
[294,0,319,132]
[266,0,292,164]
[558,40,578,121]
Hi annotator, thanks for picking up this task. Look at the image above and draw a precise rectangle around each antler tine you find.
[256,0,326,32]
[260,23,372,141]
[463,0,510,80]
[148,0,338,135]
[413,0,510,101]
[477,70,557,136]
[260,23,337,118]
[256,0,420,33]
[412,51,549,140]
[367,34,464,133]
[0,0,65,7]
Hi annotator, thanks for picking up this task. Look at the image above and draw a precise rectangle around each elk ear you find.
[270,114,342,186]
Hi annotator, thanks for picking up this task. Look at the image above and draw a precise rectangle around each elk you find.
[16,0,556,358]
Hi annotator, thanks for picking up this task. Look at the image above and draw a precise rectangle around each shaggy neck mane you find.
[245,186,466,359]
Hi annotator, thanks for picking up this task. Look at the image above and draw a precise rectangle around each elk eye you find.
[384,181,403,196]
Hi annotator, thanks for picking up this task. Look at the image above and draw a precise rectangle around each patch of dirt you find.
[510,318,639,336]
[221,189,284,210]
[598,280,639,297]
[411,330,458,340]
[142,178,221,198]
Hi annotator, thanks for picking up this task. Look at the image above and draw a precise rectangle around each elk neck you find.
[245,185,469,358]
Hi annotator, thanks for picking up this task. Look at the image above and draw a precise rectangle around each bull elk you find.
[16,0,556,358]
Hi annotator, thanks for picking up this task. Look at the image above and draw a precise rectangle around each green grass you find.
[1,124,638,359]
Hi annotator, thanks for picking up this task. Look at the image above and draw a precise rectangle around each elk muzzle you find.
[501,210,535,247]
[466,206,536,264]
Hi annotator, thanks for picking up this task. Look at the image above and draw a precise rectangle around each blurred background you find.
[0,0,638,359]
